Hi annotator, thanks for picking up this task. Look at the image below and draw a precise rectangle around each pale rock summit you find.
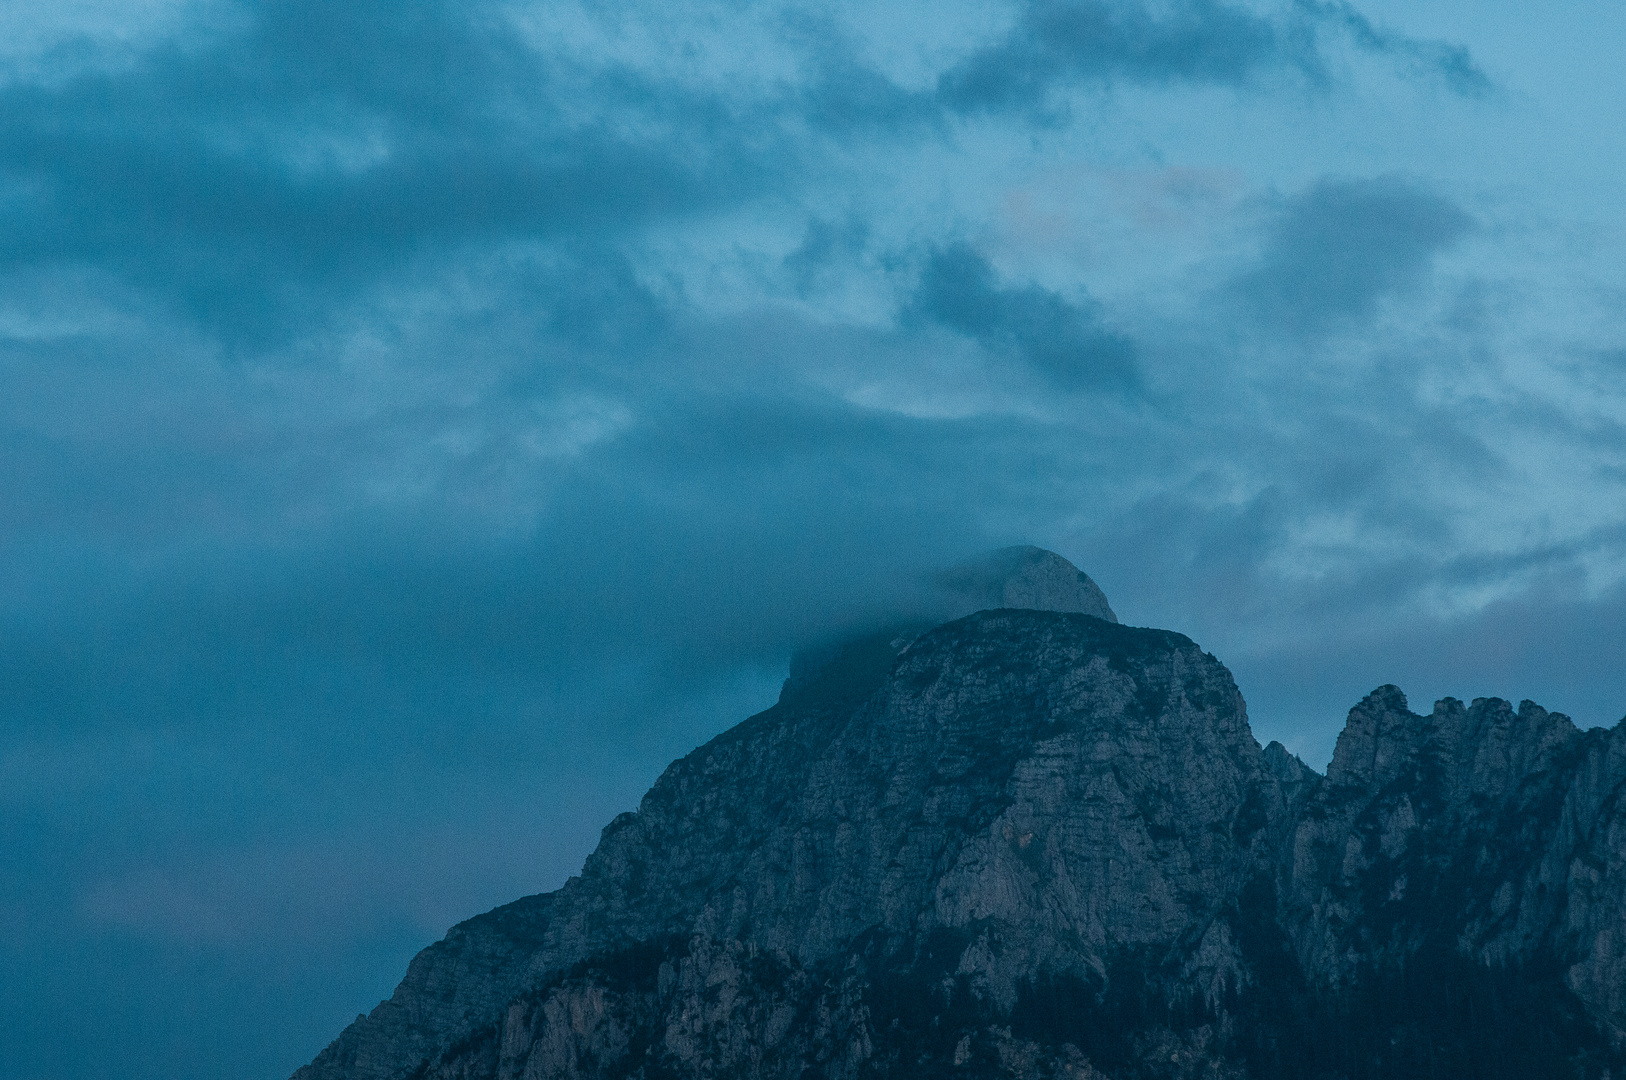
[934,545,1117,623]
[783,546,1113,701]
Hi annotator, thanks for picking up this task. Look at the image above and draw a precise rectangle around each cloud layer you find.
[2,1,1624,1078]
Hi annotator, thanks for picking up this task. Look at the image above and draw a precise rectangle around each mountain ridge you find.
[295,554,1626,1080]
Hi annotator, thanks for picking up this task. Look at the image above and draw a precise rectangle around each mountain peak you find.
[781,547,1116,704]
[935,545,1117,623]
[296,586,1626,1080]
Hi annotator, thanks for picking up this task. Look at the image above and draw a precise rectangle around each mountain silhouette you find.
[297,550,1626,1080]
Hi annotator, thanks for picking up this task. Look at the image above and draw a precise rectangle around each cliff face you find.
[295,560,1626,1080]
[1281,689,1626,1034]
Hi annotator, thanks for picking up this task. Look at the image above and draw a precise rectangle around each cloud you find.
[785,215,872,296]
[1231,572,1626,768]
[911,242,1138,391]
[0,0,786,346]
[1230,175,1474,334]
[936,0,1488,115]
[938,0,1291,114]
[0,3,1617,1080]
[0,0,1491,353]
[1297,0,1491,97]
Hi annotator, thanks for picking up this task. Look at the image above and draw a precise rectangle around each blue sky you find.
[2,2,1624,1077]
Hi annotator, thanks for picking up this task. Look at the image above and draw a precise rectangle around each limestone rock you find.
[780,546,1114,705]
[296,572,1626,1079]
[935,546,1117,623]
[1282,687,1626,1037]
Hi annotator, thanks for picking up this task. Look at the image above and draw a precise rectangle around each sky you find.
[1,1,1624,1077]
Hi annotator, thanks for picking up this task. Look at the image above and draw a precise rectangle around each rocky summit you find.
[933,545,1117,624]
[297,551,1626,1080]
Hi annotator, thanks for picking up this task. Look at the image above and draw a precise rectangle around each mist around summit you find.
[296,551,1626,1080]
[4,1,1626,1078]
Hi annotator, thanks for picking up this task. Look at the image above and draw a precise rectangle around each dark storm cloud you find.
[0,0,963,352]
[1231,175,1474,333]
[0,0,782,345]
[0,0,1487,352]
[936,0,1489,115]
[911,242,1138,390]
[0,347,1090,753]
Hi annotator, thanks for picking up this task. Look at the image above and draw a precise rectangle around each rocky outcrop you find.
[1281,688,1626,1033]
[935,545,1117,624]
[296,553,1626,1080]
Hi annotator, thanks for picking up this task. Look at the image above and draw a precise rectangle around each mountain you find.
[295,551,1626,1080]
[932,545,1117,623]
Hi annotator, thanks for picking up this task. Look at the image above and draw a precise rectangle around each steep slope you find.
[1280,688,1626,1034]
[295,555,1626,1080]
[299,610,1283,1080]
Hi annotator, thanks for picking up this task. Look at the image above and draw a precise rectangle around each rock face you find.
[935,545,1117,624]
[1281,690,1626,1038]
[296,553,1626,1080]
